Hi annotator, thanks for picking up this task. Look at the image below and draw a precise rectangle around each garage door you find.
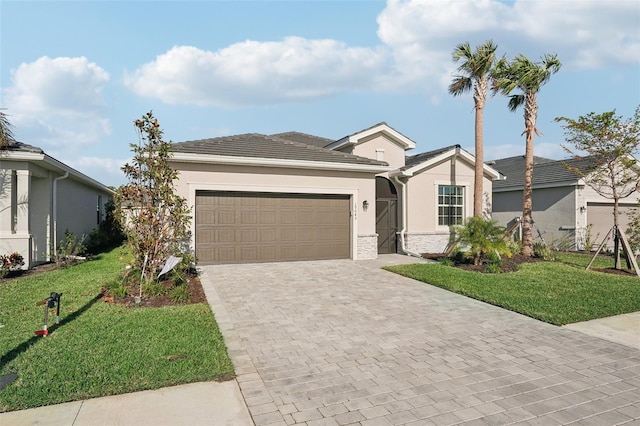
[195,191,351,264]
[586,202,636,243]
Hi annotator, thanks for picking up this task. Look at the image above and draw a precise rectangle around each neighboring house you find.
[0,142,114,268]
[491,155,640,251]
[170,122,501,264]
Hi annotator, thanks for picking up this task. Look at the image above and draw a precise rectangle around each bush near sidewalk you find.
[0,246,234,412]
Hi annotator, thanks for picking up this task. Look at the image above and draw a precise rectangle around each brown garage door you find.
[586,202,636,243]
[195,191,351,264]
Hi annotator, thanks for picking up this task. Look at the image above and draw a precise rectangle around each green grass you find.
[0,247,234,412]
[384,252,640,326]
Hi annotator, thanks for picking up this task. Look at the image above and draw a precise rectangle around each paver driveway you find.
[202,256,640,426]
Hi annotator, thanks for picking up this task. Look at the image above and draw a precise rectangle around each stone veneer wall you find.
[357,234,378,260]
[405,232,450,254]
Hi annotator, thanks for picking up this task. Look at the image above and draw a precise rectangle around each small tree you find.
[555,107,640,269]
[115,112,191,293]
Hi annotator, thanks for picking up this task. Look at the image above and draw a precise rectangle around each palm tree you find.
[448,40,498,217]
[493,54,561,256]
[0,109,15,149]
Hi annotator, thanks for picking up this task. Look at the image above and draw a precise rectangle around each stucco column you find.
[15,170,31,233]
[0,170,12,234]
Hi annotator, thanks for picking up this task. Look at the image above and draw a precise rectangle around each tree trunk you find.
[473,79,487,217]
[614,197,621,269]
[521,92,538,257]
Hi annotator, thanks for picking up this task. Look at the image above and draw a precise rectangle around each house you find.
[0,142,114,268]
[491,155,640,250]
[170,123,501,264]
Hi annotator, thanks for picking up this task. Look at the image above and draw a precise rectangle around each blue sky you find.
[1,0,639,187]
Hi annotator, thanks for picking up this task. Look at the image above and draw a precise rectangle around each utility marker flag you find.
[158,255,182,278]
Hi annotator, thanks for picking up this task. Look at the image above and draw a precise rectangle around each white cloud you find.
[62,156,129,187]
[378,0,639,79]
[124,0,638,107]
[124,38,390,107]
[4,56,111,148]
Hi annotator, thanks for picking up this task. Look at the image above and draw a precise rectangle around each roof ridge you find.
[268,134,387,165]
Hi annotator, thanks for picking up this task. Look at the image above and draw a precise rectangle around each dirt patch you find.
[594,267,639,277]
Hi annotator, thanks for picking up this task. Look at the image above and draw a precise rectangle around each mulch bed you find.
[423,252,638,276]
[102,274,207,308]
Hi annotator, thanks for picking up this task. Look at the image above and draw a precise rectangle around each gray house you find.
[0,142,114,268]
[491,155,640,251]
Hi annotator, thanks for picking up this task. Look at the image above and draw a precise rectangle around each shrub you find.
[85,200,126,254]
[53,230,86,268]
[142,280,166,297]
[454,216,511,265]
[106,279,128,298]
[0,252,25,278]
[533,242,556,261]
[485,263,502,274]
[170,283,190,303]
[439,257,454,267]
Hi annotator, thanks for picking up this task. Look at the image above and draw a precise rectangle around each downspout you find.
[392,175,423,258]
[52,172,69,259]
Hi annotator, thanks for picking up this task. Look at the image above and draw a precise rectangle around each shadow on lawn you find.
[0,291,104,372]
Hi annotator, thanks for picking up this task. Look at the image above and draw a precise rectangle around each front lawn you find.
[384,252,640,326]
[0,246,234,412]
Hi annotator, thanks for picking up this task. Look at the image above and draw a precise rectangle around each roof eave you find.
[1,150,114,194]
[171,152,390,173]
[493,180,582,192]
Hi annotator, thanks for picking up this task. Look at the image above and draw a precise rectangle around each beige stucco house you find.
[170,123,501,264]
[491,155,640,251]
[0,142,114,268]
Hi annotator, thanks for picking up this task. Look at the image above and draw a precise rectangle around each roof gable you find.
[395,145,501,180]
[326,122,416,152]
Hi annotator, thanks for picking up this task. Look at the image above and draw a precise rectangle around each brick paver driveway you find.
[202,256,640,426]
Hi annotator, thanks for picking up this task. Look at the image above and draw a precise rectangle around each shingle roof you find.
[171,133,388,166]
[402,145,460,170]
[271,131,333,148]
[491,155,596,189]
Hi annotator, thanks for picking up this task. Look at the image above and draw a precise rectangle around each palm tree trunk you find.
[473,79,487,217]
[521,92,538,257]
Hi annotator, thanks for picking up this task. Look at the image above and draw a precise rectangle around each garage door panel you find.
[196,192,351,264]
[217,211,236,225]
[587,203,635,244]
[241,211,258,224]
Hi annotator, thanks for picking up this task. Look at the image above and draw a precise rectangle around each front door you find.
[376,177,398,254]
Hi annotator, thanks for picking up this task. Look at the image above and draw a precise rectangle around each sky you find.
[1,0,639,188]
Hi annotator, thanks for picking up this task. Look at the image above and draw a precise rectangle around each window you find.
[438,185,464,226]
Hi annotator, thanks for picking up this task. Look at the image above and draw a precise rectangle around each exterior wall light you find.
[362,200,369,211]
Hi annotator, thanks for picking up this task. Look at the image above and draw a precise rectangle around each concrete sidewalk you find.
[0,380,253,426]
[563,311,640,350]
